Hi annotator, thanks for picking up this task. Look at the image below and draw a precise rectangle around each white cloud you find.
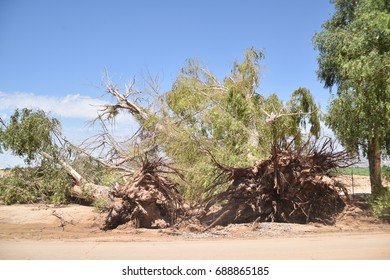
[0,91,140,168]
[0,91,106,119]
[0,91,139,132]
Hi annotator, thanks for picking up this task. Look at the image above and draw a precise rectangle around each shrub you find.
[91,197,110,213]
[382,166,390,182]
[368,188,390,218]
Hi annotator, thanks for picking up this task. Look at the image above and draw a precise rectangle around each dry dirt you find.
[0,175,389,259]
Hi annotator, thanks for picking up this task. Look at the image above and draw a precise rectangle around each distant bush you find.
[91,197,110,213]
[336,167,370,176]
[337,166,390,180]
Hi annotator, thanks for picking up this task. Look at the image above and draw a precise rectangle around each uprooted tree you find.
[0,49,353,229]
[0,108,187,230]
[200,138,354,227]
[0,108,113,203]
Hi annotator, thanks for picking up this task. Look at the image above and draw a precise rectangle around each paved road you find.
[1,233,389,259]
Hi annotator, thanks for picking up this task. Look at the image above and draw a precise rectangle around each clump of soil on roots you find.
[201,139,354,227]
[103,159,185,230]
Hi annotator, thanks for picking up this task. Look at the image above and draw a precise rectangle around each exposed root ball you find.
[202,139,352,226]
[103,159,185,230]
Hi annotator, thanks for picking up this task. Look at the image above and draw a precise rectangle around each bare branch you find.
[0,117,5,128]
[261,107,319,124]
[103,84,148,121]
[39,151,84,184]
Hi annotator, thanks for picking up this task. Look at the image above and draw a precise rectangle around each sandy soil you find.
[337,175,386,195]
[0,175,389,259]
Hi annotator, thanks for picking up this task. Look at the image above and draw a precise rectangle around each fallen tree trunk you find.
[69,183,110,202]
[40,151,111,202]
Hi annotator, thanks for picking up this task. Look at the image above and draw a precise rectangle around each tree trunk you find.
[368,137,383,196]
[40,151,110,202]
[69,183,110,202]
[40,151,84,184]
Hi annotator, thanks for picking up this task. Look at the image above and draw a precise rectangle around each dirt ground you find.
[0,175,389,259]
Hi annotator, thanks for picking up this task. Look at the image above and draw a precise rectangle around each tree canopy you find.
[0,108,61,164]
[313,0,390,194]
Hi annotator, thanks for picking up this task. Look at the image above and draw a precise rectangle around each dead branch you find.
[39,151,84,185]
[101,82,148,121]
[202,210,230,232]
[51,210,74,231]
[261,107,319,124]
[0,117,5,128]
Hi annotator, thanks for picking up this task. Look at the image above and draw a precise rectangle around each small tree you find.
[313,0,390,195]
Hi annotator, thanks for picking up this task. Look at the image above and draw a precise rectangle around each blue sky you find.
[0,0,335,168]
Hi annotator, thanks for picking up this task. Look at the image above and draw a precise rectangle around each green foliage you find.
[0,162,71,205]
[337,166,390,179]
[314,0,390,154]
[0,109,76,205]
[383,166,390,181]
[0,108,127,205]
[0,50,323,205]
[313,0,390,194]
[368,188,390,218]
[289,88,320,142]
[268,88,321,149]
[0,109,61,164]
[0,168,39,204]
[71,156,107,185]
[146,49,321,199]
[337,167,370,176]
[70,156,126,201]
[91,197,110,213]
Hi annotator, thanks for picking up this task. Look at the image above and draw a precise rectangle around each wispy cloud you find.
[0,91,107,119]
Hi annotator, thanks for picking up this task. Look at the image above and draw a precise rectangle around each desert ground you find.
[0,175,389,260]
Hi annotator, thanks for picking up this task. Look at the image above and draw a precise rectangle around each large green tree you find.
[313,0,390,195]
